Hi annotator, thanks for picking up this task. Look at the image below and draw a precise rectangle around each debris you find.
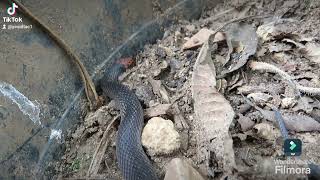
[253,122,281,141]
[155,46,167,58]
[281,97,297,109]
[164,158,205,180]
[191,41,236,176]
[292,97,314,113]
[149,78,170,103]
[247,92,273,104]
[244,96,320,132]
[182,28,225,50]
[142,117,181,156]
[185,24,196,33]
[135,85,155,106]
[304,42,320,63]
[220,23,258,76]
[50,129,62,140]
[152,61,169,78]
[250,61,320,96]
[237,114,255,132]
[172,104,189,131]
[267,41,292,53]
[87,115,118,176]
[144,103,171,118]
[256,20,298,42]
[283,114,320,132]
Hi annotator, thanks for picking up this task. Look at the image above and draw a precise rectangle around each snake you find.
[100,58,158,180]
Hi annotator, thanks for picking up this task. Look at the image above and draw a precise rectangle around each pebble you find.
[185,24,196,33]
[142,117,180,156]
[281,97,297,109]
[135,85,155,105]
[155,47,167,58]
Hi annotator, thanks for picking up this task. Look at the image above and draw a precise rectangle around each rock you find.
[164,158,204,180]
[135,85,155,105]
[281,97,297,109]
[237,114,255,132]
[185,24,196,33]
[142,117,180,156]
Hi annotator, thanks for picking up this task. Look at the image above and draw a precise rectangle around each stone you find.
[164,158,205,180]
[281,97,297,109]
[142,117,180,156]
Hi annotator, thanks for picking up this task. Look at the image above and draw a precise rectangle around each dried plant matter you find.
[245,97,320,132]
[221,23,258,76]
[250,61,320,96]
[191,41,236,176]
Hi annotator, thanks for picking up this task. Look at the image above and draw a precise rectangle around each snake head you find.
[116,57,135,69]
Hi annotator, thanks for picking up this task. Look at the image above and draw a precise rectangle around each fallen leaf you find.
[256,19,298,42]
[220,23,258,76]
[182,28,225,50]
[256,108,320,132]
[283,114,320,132]
[191,41,236,176]
[304,42,320,63]
[247,92,273,104]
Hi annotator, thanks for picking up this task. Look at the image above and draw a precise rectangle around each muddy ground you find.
[55,0,320,179]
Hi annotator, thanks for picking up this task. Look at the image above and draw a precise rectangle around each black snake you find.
[100,59,158,180]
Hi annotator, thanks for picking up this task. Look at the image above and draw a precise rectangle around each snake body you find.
[100,61,158,180]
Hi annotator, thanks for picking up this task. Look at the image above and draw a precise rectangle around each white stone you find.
[281,97,297,108]
[142,117,180,156]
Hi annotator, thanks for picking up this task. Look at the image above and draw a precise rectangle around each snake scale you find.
[100,59,158,180]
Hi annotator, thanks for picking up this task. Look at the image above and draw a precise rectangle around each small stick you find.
[87,115,119,177]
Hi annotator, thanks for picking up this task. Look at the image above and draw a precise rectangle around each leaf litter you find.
[54,1,320,180]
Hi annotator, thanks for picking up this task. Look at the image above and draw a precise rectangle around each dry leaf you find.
[221,23,258,76]
[247,93,273,105]
[191,41,236,176]
[182,28,225,50]
[304,42,320,63]
[256,20,298,42]
[283,114,320,132]
[256,108,320,132]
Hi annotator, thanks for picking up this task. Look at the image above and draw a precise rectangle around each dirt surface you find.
[55,0,320,179]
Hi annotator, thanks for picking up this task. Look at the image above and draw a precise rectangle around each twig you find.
[11,0,100,110]
[87,115,119,177]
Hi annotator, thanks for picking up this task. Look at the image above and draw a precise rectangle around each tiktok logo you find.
[7,3,18,16]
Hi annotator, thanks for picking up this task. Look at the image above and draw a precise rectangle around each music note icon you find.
[7,3,18,16]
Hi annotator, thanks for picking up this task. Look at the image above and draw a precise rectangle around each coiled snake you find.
[100,59,158,180]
